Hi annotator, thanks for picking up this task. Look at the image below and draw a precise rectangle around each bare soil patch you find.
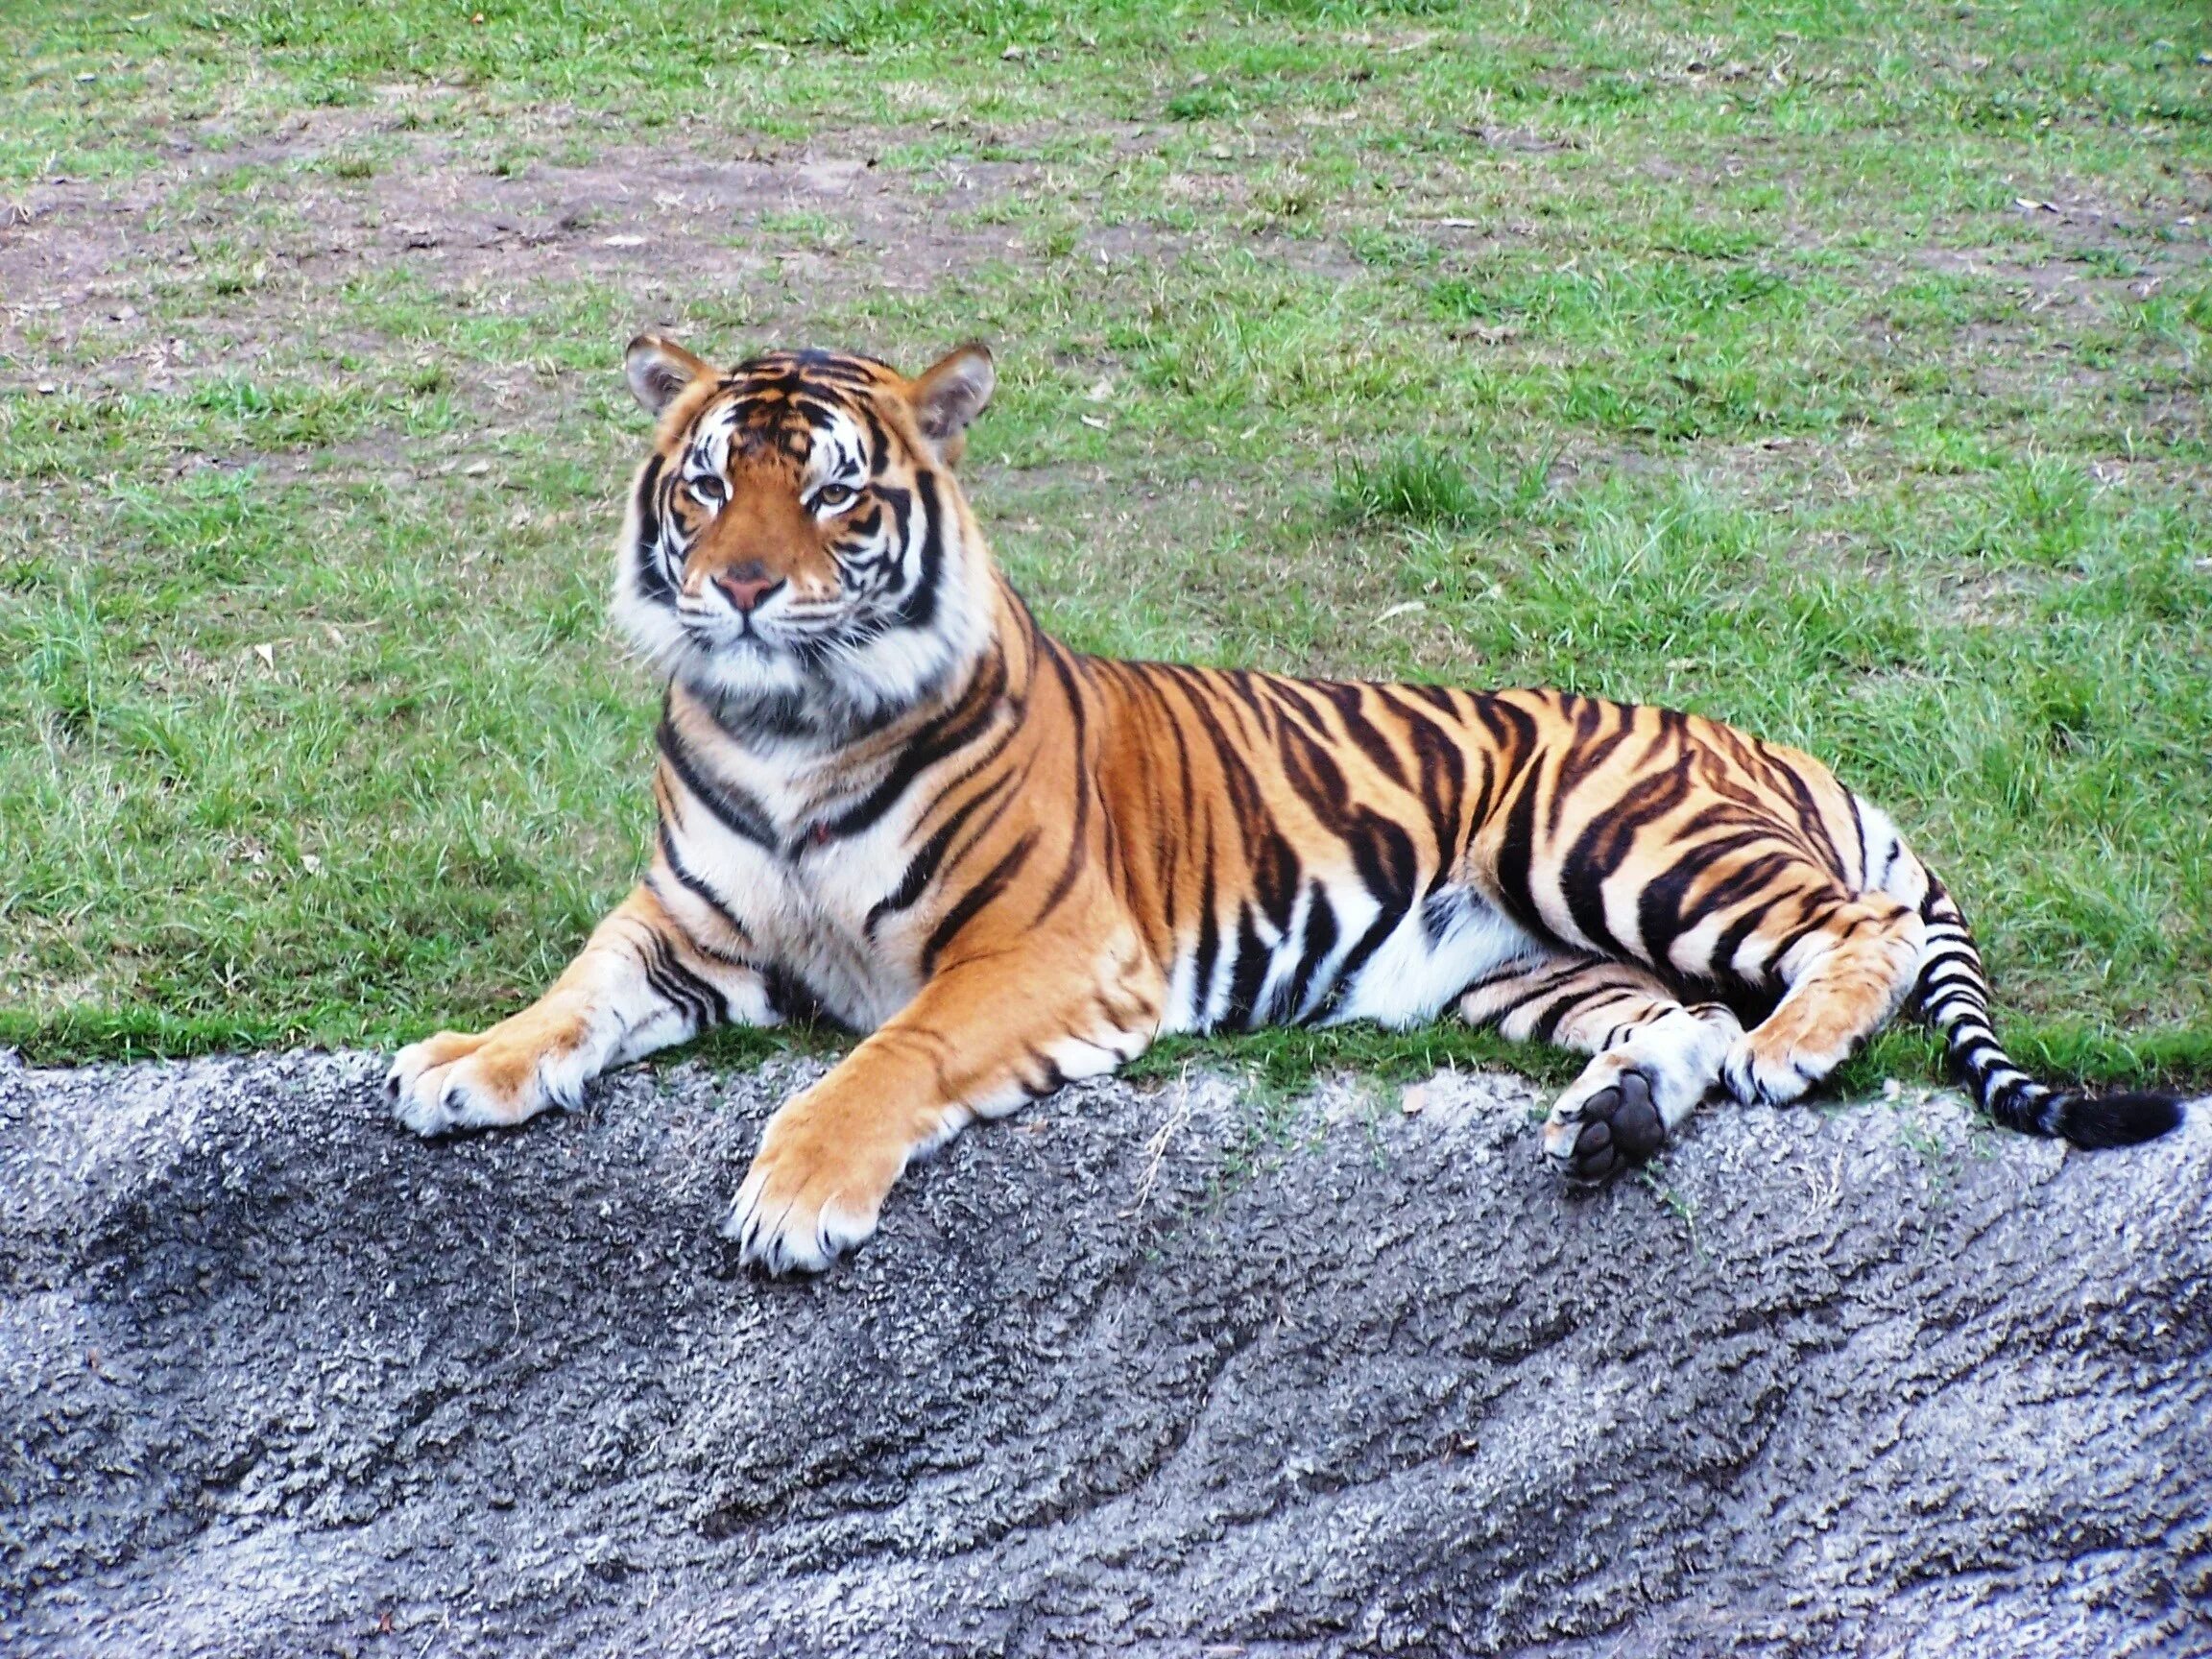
[0,114,1355,400]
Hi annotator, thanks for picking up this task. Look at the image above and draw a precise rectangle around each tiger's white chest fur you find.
[657,716,938,1031]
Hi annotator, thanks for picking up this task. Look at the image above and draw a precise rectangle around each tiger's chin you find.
[614,596,982,746]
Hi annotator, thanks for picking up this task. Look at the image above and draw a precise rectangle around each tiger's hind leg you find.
[1720,895,1925,1106]
[1459,957,1743,1180]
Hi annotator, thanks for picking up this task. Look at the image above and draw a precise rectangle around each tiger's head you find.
[612,336,1000,740]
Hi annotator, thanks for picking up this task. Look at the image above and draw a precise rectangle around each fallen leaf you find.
[463,459,492,476]
[1085,377,1114,401]
[252,642,275,669]
[1401,1083,1430,1116]
[599,233,645,248]
[1377,600,1427,622]
[1080,414,1110,430]
[301,854,325,876]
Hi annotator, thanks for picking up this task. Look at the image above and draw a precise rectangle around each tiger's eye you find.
[814,483,856,512]
[690,474,728,507]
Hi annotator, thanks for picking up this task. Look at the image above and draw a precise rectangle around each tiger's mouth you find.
[675,603,766,646]
[672,595,858,656]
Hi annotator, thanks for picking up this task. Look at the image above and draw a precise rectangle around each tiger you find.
[387,334,2187,1274]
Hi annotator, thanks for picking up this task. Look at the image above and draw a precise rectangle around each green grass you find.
[2,0,2209,1095]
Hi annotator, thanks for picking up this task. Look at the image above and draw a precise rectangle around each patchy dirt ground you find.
[5,1048,2209,1656]
[0,106,1347,405]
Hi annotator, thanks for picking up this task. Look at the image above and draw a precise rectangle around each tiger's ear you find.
[908,343,996,466]
[625,333,714,417]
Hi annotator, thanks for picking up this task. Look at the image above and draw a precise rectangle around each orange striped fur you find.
[389,338,2182,1272]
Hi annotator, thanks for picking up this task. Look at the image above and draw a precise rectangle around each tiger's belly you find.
[1156,878,1540,1036]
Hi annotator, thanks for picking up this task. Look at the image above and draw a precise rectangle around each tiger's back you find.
[389,336,2184,1275]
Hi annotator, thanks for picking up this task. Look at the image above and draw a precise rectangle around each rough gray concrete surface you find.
[2,1046,2209,1657]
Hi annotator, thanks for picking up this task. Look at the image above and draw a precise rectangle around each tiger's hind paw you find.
[1545,1068,1670,1182]
[1540,1007,1735,1182]
[1720,1036,1835,1108]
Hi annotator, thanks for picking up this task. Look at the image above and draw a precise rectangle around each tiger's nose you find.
[714,563,783,614]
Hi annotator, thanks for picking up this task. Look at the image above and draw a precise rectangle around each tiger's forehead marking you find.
[685,351,896,479]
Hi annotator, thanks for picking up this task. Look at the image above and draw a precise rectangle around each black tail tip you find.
[2056,1091,2188,1149]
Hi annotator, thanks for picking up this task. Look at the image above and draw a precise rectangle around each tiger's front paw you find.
[385,1018,583,1138]
[721,1098,904,1275]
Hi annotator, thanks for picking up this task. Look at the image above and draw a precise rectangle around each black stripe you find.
[895,470,946,629]
[920,832,1037,975]
[658,715,778,851]
[1563,760,1695,960]
[1190,839,1221,1025]
[1173,669,1302,933]
[1281,881,1339,1022]
[1402,683,1460,718]
[643,935,728,1027]
[829,647,1010,839]
[632,452,674,606]
[864,781,1004,939]
[1312,682,1409,790]
[651,823,756,949]
[1034,640,1094,923]
[1376,685,1473,866]
[1490,766,1552,944]
[763,964,833,1025]
[1222,903,1270,1030]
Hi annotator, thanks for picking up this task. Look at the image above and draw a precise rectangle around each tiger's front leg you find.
[726,952,1155,1274]
[387,884,771,1136]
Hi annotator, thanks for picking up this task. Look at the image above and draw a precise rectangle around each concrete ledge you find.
[4,1050,2207,1655]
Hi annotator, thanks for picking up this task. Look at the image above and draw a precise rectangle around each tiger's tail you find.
[1911,873,2184,1148]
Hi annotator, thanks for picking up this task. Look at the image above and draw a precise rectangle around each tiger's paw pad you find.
[1547,1069,1669,1183]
